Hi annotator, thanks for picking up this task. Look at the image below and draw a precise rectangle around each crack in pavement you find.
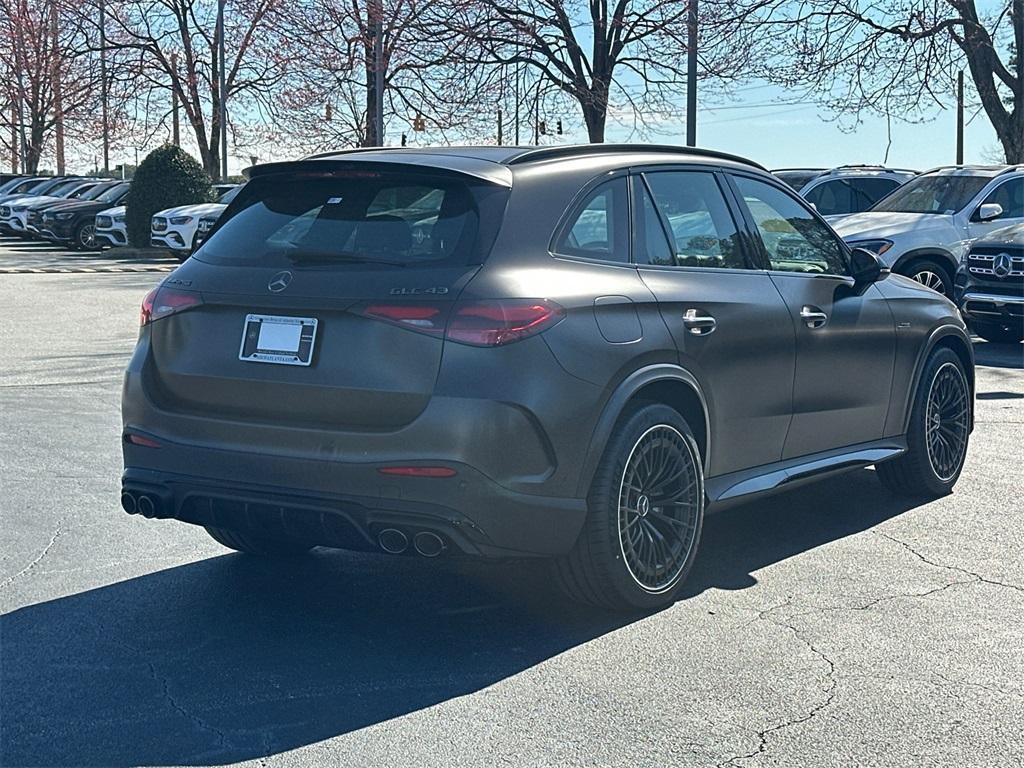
[875,531,1024,595]
[717,609,838,768]
[0,521,64,591]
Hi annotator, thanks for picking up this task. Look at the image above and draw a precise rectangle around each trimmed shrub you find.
[126,144,214,247]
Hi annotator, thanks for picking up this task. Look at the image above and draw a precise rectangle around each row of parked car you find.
[0,175,239,260]
[771,163,1024,343]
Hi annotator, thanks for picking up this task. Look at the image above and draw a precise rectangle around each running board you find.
[706,439,908,504]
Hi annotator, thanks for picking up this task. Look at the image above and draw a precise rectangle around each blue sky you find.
[556,80,1003,171]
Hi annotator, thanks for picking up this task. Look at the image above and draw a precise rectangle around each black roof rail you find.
[506,143,766,171]
[996,164,1024,176]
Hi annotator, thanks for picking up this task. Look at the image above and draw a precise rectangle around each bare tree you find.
[448,0,762,143]
[270,0,492,149]
[751,0,1023,163]
[86,0,289,178]
[0,0,105,172]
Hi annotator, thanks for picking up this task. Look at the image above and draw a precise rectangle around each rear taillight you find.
[140,286,203,326]
[447,300,565,346]
[353,299,564,347]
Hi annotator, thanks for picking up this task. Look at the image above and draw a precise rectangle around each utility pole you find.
[497,108,503,146]
[99,0,109,174]
[217,0,228,179]
[1014,0,1023,161]
[51,9,65,175]
[956,70,964,165]
[10,106,17,173]
[171,53,180,146]
[370,0,385,146]
[686,0,698,146]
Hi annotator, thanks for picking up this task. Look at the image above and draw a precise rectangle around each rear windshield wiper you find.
[284,249,410,267]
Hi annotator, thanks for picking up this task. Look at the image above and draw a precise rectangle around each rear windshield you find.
[196,171,509,268]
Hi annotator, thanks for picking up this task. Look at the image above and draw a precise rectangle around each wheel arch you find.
[903,325,976,434]
[892,248,958,280]
[577,364,711,497]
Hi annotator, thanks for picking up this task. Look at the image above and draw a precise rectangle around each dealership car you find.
[22,180,123,237]
[39,182,131,249]
[94,205,128,248]
[0,178,92,234]
[834,165,1024,296]
[0,176,54,206]
[954,222,1024,343]
[773,165,916,220]
[121,145,974,611]
[150,185,240,259]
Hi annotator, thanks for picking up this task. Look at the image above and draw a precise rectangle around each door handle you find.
[683,308,717,335]
[800,305,828,329]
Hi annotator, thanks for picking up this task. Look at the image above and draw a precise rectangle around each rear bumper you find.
[121,444,587,558]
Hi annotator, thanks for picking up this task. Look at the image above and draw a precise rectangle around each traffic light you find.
[413,114,426,132]
[401,133,407,146]
[325,102,332,122]
[557,119,563,135]
[539,120,546,135]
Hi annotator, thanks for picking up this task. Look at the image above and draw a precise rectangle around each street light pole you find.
[686,0,697,147]
[99,0,109,173]
[217,0,228,179]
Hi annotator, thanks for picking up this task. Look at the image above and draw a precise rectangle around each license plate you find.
[239,314,318,366]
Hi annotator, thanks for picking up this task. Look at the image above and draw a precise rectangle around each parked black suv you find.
[121,145,974,610]
[40,182,131,249]
[955,222,1024,343]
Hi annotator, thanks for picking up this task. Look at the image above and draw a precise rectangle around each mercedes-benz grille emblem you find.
[993,252,1013,279]
[268,271,293,293]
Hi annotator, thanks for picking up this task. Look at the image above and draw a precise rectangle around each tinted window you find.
[734,176,848,275]
[804,180,853,216]
[872,174,990,214]
[849,177,899,208]
[634,184,674,265]
[641,171,744,269]
[554,178,629,262]
[199,173,507,268]
[982,179,1024,219]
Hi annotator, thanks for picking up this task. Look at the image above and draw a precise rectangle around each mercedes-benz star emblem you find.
[268,271,292,293]
[637,495,651,518]
[993,252,1013,279]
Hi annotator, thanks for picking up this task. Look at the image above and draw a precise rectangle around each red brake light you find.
[378,466,457,478]
[353,298,565,346]
[141,286,203,326]
[447,299,565,346]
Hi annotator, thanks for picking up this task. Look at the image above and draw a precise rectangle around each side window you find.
[733,175,848,276]
[641,171,745,269]
[804,180,852,216]
[554,177,629,262]
[983,179,1024,220]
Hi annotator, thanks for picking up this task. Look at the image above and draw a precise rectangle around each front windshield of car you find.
[871,174,991,214]
[10,178,44,194]
[93,184,128,203]
[0,177,26,193]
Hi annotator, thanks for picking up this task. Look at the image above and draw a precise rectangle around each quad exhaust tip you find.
[413,531,445,558]
[378,528,409,554]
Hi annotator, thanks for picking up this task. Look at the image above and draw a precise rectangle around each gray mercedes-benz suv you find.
[121,145,975,611]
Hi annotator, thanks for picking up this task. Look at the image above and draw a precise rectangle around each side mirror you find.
[976,202,1003,222]
[849,247,887,287]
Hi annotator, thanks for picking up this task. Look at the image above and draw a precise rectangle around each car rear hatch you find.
[141,162,511,430]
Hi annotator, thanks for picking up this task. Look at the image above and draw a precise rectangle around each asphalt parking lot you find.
[1,238,1022,767]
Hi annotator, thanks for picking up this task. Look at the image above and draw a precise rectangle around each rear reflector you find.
[353,299,564,347]
[378,466,457,478]
[125,433,162,448]
[141,286,203,326]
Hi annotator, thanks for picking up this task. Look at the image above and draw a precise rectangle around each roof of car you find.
[247,144,767,186]
[921,164,1024,177]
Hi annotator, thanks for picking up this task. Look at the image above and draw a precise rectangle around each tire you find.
[555,403,705,612]
[876,348,971,497]
[900,259,952,296]
[73,221,97,251]
[972,321,1024,345]
[205,526,313,556]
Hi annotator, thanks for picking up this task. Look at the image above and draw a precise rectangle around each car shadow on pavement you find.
[973,339,1023,370]
[1,470,919,766]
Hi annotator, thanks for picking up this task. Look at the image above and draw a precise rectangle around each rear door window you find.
[197,172,508,268]
[639,171,745,269]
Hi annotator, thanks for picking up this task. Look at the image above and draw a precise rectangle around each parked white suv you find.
[833,165,1024,296]
[95,205,127,248]
[150,185,240,260]
[772,165,916,220]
